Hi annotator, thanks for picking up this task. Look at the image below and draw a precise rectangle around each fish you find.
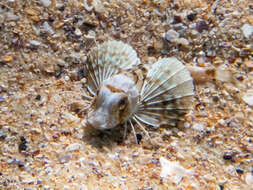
[83,40,194,143]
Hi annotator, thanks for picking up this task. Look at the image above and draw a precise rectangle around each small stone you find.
[176,38,189,47]
[6,12,20,21]
[29,40,41,47]
[192,123,204,131]
[223,153,233,160]
[25,8,40,16]
[236,168,244,174]
[196,21,209,33]
[45,167,53,174]
[136,133,142,144]
[35,94,41,100]
[58,5,65,11]
[2,56,13,63]
[173,15,182,24]
[42,21,54,35]
[187,13,196,21]
[74,28,82,36]
[241,23,253,39]
[164,29,179,42]
[0,131,7,140]
[83,0,93,12]
[40,0,51,7]
[244,60,253,69]
[20,136,27,143]
[59,155,71,164]
[66,143,81,152]
[19,143,27,152]
[245,172,253,186]
[242,89,253,106]
[0,96,5,103]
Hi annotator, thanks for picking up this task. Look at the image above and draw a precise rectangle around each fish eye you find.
[118,97,127,110]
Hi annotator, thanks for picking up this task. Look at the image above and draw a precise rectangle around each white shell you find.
[85,41,141,96]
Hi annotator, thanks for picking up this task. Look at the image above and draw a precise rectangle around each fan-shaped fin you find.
[135,58,194,128]
[85,41,141,96]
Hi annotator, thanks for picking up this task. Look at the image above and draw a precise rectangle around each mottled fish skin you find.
[84,40,194,132]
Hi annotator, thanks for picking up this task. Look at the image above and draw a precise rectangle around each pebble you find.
[176,38,189,47]
[0,96,5,102]
[74,28,82,36]
[223,153,233,160]
[192,123,204,131]
[196,21,209,33]
[164,29,179,42]
[59,154,71,164]
[6,12,20,21]
[40,0,51,7]
[66,143,81,152]
[83,0,94,12]
[242,89,253,106]
[42,21,54,35]
[245,172,253,186]
[45,166,53,174]
[20,174,35,184]
[187,13,196,21]
[241,23,253,39]
[29,40,41,47]
[0,131,7,140]
[235,168,244,174]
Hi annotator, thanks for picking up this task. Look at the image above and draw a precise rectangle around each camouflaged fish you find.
[83,41,194,142]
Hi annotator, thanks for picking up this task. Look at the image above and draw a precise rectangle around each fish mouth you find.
[86,114,110,130]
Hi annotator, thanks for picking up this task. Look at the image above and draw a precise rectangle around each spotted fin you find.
[85,41,141,96]
[134,58,194,128]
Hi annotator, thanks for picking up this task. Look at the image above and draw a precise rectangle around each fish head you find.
[87,83,137,130]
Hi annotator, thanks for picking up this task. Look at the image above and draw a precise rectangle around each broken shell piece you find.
[187,66,215,83]
[242,89,253,106]
[160,157,194,184]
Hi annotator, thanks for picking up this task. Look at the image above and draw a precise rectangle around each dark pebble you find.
[19,143,27,152]
[61,131,71,136]
[151,158,159,164]
[0,134,7,140]
[136,133,142,144]
[223,153,233,160]
[55,70,64,78]
[77,68,86,80]
[32,150,40,157]
[48,17,54,23]
[219,184,224,190]
[236,168,244,174]
[187,13,196,21]
[196,21,209,33]
[18,163,25,168]
[20,136,27,143]
[19,136,27,152]
[173,15,182,24]
[59,6,65,12]
[35,94,41,100]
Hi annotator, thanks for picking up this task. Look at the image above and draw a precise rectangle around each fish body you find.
[84,41,194,133]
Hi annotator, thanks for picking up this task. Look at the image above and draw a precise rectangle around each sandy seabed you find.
[0,0,253,189]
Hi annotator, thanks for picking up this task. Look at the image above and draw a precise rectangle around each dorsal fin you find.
[85,41,141,96]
